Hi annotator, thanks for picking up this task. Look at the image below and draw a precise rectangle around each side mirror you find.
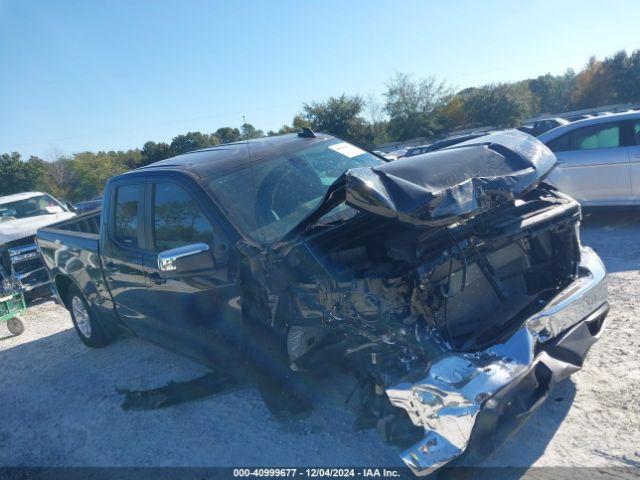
[66,202,77,213]
[157,243,212,272]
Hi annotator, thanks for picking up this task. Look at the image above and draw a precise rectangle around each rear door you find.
[140,176,242,366]
[100,180,150,331]
[547,121,632,205]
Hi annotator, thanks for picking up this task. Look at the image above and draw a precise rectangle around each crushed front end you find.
[386,246,607,475]
[235,131,608,476]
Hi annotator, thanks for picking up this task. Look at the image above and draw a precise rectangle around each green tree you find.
[65,152,128,202]
[301,94,371,144]
[571,57,615,109]
[42,157,74,200]
[0,153,47,195]
[461,82,534,128]
[169,131,219,157]
[268,115,310,135]
[625,50,640,103]
[383,73,451,141]
[215,127,241,144]
[141,141,171,166]
[240,123,264,140]
[528,69,576,113]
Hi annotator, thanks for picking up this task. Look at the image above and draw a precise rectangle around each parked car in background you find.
[403,144,432,157]
[0,192,75,299]
[372,150,397,161]
[565,114,596,122]
[520,118,570,136]
[403,133,493,159]
[407,131,494,156]
[37,130,608,475]
[387,147,408,159]
[74,197,103,214]
[538,111,640,206]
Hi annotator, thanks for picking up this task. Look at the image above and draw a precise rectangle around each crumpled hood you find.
[0,212,76,246]
[345,130,557,226]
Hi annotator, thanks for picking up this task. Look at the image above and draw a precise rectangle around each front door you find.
[548,121,632,205]
[140,177,243,367]
[100,181,149,331]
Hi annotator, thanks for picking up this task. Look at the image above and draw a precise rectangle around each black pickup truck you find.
[36,130,608,475]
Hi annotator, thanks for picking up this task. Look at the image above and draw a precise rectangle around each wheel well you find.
[54,275,74,308]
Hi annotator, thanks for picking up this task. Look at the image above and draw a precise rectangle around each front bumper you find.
[2,242,51,300]
[386,247,608,476]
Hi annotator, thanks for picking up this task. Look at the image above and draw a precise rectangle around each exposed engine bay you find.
[282,185,580,372]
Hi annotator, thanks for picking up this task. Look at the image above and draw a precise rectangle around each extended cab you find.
[36,130,608,475]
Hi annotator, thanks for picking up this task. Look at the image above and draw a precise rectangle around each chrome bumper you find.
[386,247,608,476]
[6,243,51,295]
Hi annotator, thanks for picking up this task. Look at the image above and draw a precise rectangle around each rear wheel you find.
[6,316,25,336]
[67,286,115,348]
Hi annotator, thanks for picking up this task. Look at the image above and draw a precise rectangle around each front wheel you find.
[67,286,115,348]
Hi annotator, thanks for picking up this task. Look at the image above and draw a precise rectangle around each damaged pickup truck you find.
[36,129,608,475]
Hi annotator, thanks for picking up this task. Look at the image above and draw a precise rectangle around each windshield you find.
[207,138,385,243]
[0,194,66,223]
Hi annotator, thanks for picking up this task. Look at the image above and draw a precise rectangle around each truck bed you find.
[36,210,113,317]
[39,210,101,237]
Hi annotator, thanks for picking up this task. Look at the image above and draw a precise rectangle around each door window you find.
[570,123,620,150]
[153,182,215,252]
[114,184,143,247]
[547,133,570,152]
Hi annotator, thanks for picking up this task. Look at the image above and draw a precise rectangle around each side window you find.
[153,182,215,252]
[114,184,143,248]
[547,133,570,153]
[570,123,620,150]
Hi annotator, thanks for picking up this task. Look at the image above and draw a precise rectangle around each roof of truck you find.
[135,132,338,179]
[0,191,45,205]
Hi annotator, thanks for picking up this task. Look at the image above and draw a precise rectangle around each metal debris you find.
[116,371,236,411]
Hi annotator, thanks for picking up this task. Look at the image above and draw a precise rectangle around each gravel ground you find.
[0,212,639,471]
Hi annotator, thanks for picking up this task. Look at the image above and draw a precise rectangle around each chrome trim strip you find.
[8,243,38,256]
[15,267,47,281]
[9,251,40,263]
[21,281,50,292]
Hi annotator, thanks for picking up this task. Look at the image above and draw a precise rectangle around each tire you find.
[6,316,25,336]
[67,286,115,348]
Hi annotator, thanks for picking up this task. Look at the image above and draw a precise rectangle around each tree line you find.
[2,49,639,202]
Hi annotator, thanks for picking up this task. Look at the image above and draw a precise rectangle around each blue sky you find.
[1,0,639,158]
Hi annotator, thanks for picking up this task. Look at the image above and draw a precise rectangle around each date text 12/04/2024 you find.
[232,468,403,478]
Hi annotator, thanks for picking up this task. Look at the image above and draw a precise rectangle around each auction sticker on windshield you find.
[328,142,366,158]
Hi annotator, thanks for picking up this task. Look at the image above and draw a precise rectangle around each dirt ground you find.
[1,212,639,471]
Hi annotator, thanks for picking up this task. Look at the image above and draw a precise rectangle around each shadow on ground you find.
[0,317,576,473]
[0,319,403,467]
